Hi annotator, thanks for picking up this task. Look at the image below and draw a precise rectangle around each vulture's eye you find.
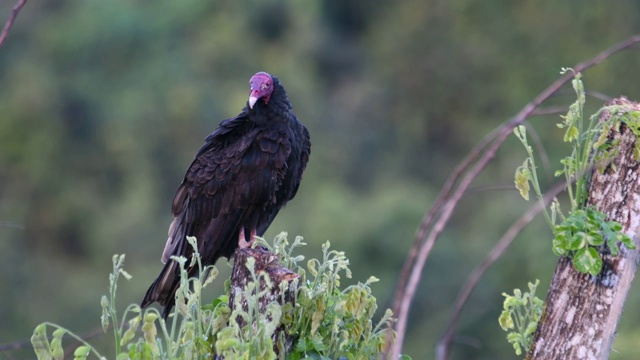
[261,82,270,91]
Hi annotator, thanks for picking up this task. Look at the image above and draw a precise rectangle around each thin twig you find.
[586,90,613,103]
[0,326,105,352]
[436,181,566,360]
[0,0,27,48]
[385,33,640,360]
[524,123,553,180]
[0,222,25,230]
[530,105,568,117]
[465,184,516,195]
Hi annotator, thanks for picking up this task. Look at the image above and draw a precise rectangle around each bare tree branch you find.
[385,33,640,360]
[466,184,517,195]
[586,90,613,102]
[0,222,25,230]
[0,0,27,48]
[524,123,553,180]
[0,326,105,353]
[529,106,568,117]
[389,124,501,335]
[436,181,566,360]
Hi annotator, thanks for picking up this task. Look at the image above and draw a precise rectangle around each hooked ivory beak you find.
[249,95,258,109]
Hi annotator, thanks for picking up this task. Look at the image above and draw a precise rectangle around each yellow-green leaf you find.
[564,125,579,142]
[498,310,514,330]
[31,324,52,360]
[514,164,531,201]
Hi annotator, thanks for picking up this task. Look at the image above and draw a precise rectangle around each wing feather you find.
[159,118,292,270]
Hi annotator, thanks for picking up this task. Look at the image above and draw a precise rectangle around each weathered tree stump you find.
[529,97,640,359]
[220,246,299,358]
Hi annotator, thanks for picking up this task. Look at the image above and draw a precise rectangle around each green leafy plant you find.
[32,238,221,360]
[31,233,399,360]
[498,280,543,356]
[552,207,634,275]
[513,69,635,275]
[256,233,395,359]
[504,71,638,355]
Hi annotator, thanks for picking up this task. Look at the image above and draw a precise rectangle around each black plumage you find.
[141,72,310,318]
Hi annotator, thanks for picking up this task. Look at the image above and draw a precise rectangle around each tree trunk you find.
[529,97,640,359]
[218,247,299,359]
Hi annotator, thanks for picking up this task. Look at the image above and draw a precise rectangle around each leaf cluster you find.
[513,70,636,276]
[256,233,397,360]
[553,207,634,275]
[498,280,543,356]
[505,71,638,355]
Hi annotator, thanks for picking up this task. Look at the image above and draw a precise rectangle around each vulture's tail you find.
[142,212,188,318]
[141,259,180,319]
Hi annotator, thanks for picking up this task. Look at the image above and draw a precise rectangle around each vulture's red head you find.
[248,72,274,109]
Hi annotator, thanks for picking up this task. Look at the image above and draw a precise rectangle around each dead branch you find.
[385,33,640,360]
[0,222,24,229]
[0,326,105,354]
[389,123,501,351]
[524,123,553,179]
[436,181,567,360]
[0,0,27,48]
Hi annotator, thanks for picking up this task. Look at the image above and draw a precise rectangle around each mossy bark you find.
[528,98,640,360]
[218,247,299,359]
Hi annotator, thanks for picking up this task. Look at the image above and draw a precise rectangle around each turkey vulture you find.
[141,72,311,318]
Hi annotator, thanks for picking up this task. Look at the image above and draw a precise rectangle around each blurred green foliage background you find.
[1,1,640,359]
